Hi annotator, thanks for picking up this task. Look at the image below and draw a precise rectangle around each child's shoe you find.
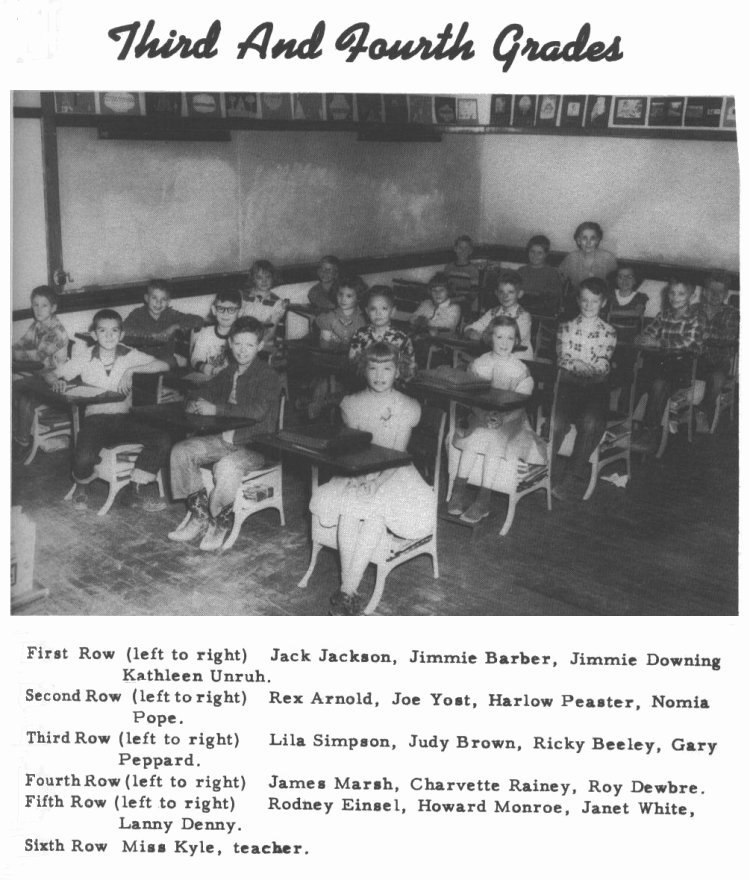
[446,478,473,516]
[72,484,88,511]
[139,482,167,512]
[198,505,234,551]
[329,591,363,616]
[459,489,492,524]
[168,514,208,542]
[199,521,229,551]
[694,410,710,434]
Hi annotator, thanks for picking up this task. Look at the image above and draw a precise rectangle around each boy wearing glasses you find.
[191,291,242,377]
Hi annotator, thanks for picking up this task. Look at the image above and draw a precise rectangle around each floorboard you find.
[11,423,738,616]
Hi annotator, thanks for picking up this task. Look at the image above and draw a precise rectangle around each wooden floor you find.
[11,422,737,616]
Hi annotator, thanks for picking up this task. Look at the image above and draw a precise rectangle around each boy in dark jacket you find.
[167,317,281,550]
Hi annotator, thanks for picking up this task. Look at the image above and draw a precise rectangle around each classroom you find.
[10,91,739,616]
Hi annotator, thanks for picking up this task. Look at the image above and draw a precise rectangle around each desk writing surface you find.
[12,359,45,373]
[251,433,412,476]
[14,375,125,407]
[131,402,257,436]
[407,379,532,412]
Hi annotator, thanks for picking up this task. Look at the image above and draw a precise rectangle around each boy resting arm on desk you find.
[122,279,203,366]
[60,309,171,512]
[168,317,282,552]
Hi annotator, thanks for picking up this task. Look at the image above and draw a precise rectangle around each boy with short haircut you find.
[190,290,242,376]
[632,277,703,453]
[55,309,171,511]
[694,270,739,433]
[552,277,617,501]
[12,286,69,461]
[464,270,532,354]
[410,272,462,332]
[123,279,203,366]
[444,235,481,288]
[168,317,282,551]
[348,286,416,383]
[517,235,564,315]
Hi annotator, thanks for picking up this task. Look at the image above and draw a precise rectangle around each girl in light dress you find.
[447,317,545,523]
[310,342,434,615]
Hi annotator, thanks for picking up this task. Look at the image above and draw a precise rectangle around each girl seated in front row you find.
[447,317,546,524]
[309,342,434,615]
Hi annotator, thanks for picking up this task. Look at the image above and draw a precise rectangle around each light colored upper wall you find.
[12,114,739,312]
[477,134,739,271]
[54,128,482,292]
[12,118,48,305]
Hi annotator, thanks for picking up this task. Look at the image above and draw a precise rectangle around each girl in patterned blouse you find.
[552,277,617,501]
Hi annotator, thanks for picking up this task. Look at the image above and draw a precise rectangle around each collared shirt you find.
[122,305,203,339]
[56,343,156,415]
[410,298,462,331]
[308,282,339,312]
[240,290,285,325]
[641,305,703,351]
[557,315,617,378]
[697,301,739,367]
[465,302,532,353]
[13,316,69,369]
[348,325,417,382]
[315,307,366,344]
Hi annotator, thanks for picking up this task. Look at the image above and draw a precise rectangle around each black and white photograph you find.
[3,3,748,880]
[10,91,739,618]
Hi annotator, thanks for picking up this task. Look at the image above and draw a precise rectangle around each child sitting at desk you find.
[410,272,462,333]
[694,270,739,433]
[168,317,282,551]
[12,285,70,461]
[551,278,617,502]
[122,279,203,367]
[306,277,367,420]
[606,265,649,330]
[444,235,481,289]
[308,255,342,312]
[517,235,564,316]
[240,260,289,349]
[447,317,545,523]
[54,309,171,511]
[309,342,434,616]
[464,270,532,355]
[348,286,416,384]
[631,277,703,454]
[190,290,242,377]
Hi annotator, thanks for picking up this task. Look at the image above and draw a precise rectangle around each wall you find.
[53,128,482,294]
[477,134,739,270]
[12,118,48,304]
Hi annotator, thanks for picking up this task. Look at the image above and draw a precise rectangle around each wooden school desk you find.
[12,375,126,442]
[129,401,261,440]
[251,433,412,492]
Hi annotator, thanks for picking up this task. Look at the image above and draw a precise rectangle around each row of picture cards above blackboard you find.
[490,95,735,130]
[53,92,735,130]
